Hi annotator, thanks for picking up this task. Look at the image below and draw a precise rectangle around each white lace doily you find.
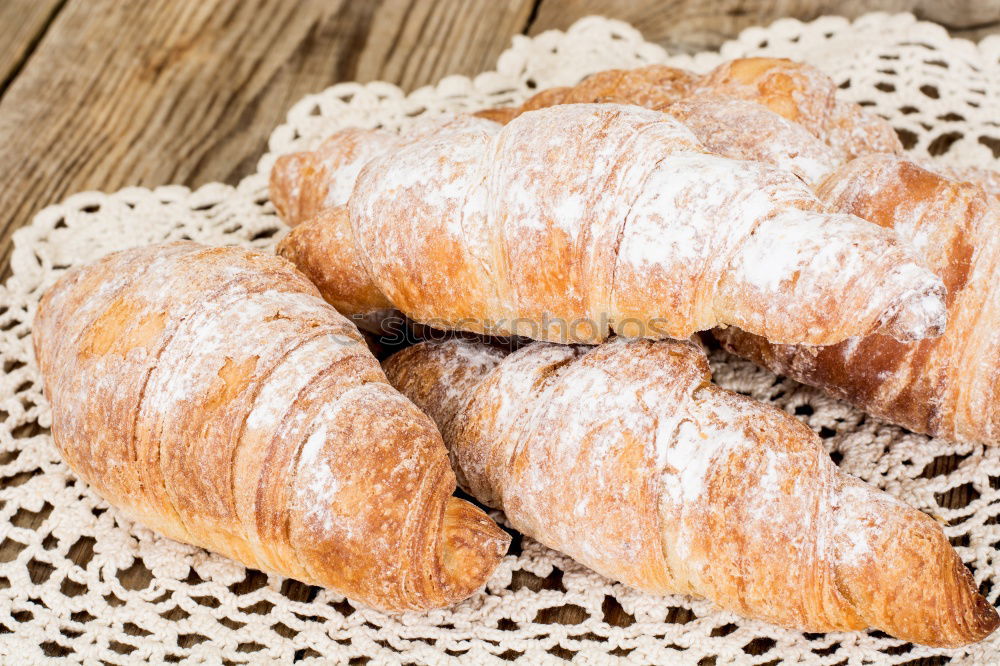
[3,12,999,664]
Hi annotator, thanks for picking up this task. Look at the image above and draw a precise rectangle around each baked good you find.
[474,62,1000,444]
[270,126,398,228]
[271,115,494,228]
[481,57,900,160]
[692,57,903,158]
[472,63,694,124]
[383,336,998,646]
[934,163,1000,202]
[33,241,509,611]
[666,93,841,184]
[270,57,905,231]
[275,104,946,346]
[718,155,1000,445]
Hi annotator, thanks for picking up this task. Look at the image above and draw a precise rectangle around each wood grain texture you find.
[354,0,536,91]
[0,0,65,92]
[530,0,1000,53]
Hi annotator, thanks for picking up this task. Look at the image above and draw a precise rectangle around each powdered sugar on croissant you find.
[384,337,998,647]
[719,155,1000,444]
[692,57,904,158]
[270,127,398,227]
[271,115,499,227]
[319,104,944,345]
[666,93,843,184]
[932,163,1000,202]
[33,242,509,611]
[476,57,902,162]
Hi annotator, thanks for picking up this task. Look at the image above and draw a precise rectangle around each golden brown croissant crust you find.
[271,57,903,234]
[485,58,999,445]
[719,155,1000,445]
[33,241,509,611]
[478,57,902,160]
[384,337,999,647]
[275,104,947,347]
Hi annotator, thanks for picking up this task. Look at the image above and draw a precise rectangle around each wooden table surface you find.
[1,0,997,661]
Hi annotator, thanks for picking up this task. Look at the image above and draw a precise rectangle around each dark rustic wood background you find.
[1,1,998,661]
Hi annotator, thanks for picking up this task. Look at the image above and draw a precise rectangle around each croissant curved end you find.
[876,531,998,647]
[269,151,314,225]
[435,497,510,605]
[922,564,1000,648]
[880,282,948,342]
[964,589,1000,646]
[834,495,999,647]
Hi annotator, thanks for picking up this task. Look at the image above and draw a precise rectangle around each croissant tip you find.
[970,593,1000,642]
[436,498,510,605]
[270,152,312,224]
[924,546,1000,648]
[881,284,948,342]
[926,590,1000,648]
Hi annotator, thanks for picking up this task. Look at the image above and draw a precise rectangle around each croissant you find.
[474,62,1000,444]
[33,241,509,611]
[718,155,1000,445]
[272,57,896,229]
[479,57,901,160]
[271,115,493,228]
[486,83,846,187]
[270,126,399,228]
[666,93,842,185]
[274,104,946,347]
[936,164,1000,202]
[270,60,836,227]
[691,57,903,159]
[383,336,999,647]
[541,67,998,204]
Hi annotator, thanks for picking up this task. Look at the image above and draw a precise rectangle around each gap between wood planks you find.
[0,0,67,101]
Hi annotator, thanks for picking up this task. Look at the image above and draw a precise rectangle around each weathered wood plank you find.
[0,0,65,92]
[0,0,535,275]
[355,0,536,91]
[529,0,1000,53]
